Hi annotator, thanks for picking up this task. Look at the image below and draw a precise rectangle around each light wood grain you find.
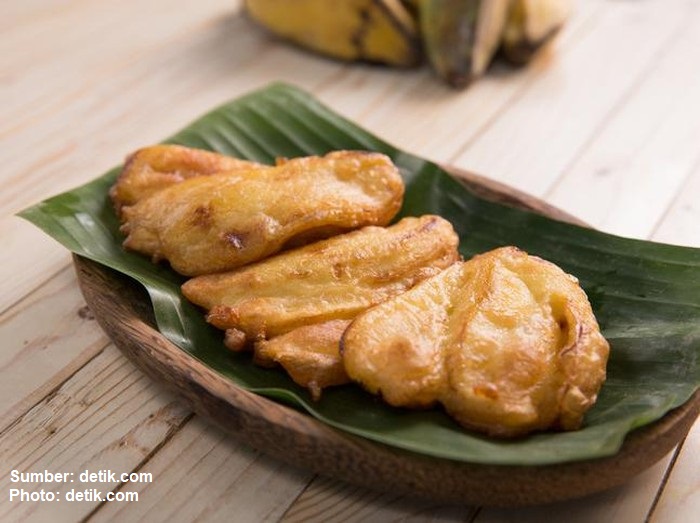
[0,265,108,433]
[0,0,237,133]
[0,346,189,522]
[0,0,62,28]
[281,476,477,523]
[91,416,311,523]
[546,2,700,240]
[0,217,70,314]
[652,159,700,248]
[475,453,677,523]
[650,420,700,523]
[316,0,603,164]
[453,0,693,197]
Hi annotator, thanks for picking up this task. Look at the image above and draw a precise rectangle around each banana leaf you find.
[19,83,699,466]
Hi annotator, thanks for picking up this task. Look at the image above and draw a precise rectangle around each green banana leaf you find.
[20,83,699,466]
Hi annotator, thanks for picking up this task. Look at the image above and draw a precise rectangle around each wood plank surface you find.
[476,456,676,523]
[0,347,190,522]
[652,160,700,248]
[0,218,69,314]
[0,266,108,432]
[651,420,700,522]
[453,0,694,197]
[315,0,603,163]
[281,476,476,523]
[1,0,699,521]
[546,2,700,239]
[90,417,311,523]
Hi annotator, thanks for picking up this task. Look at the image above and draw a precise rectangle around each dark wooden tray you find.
[73,167,700,507]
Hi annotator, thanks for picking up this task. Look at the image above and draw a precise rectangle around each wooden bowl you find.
[73,168,700,507]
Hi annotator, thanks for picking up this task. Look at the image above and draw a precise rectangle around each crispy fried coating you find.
[341,246,610,438]
[110,144,260,216]
[181,215,460,345]
[120,151,405,276]
[254,320,352,400]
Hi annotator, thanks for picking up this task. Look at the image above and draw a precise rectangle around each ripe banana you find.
[243,0,571,87]
[418,0,511,88]
[244,0,422,67]
[502,0,572,64]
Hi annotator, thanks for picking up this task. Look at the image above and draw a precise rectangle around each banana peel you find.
[502,0,572,65]
[244,0,422,67]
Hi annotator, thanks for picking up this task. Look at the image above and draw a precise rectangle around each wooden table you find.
[2,1,698,521]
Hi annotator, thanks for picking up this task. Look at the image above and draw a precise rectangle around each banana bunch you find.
[244,0,571,88]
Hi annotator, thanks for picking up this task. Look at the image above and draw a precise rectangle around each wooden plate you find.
[73,168,700,507]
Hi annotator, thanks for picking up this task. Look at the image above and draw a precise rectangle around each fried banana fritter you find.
[110,144,260,216]
[119,151,405,276]
[254,319,352,400]
[182,215,460,347]
[341,246,609,438]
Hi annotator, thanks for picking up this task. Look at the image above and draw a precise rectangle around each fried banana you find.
[120,151,405,276]
[341,246,609,438]
[254,319,352,400]
[110,144,261,216]
[182,215,460,346]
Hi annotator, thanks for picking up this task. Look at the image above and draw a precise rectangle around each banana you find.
[244,0,422,67]
[418,0,511,88]
[501,0,572,64]
[244,0,570,86]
